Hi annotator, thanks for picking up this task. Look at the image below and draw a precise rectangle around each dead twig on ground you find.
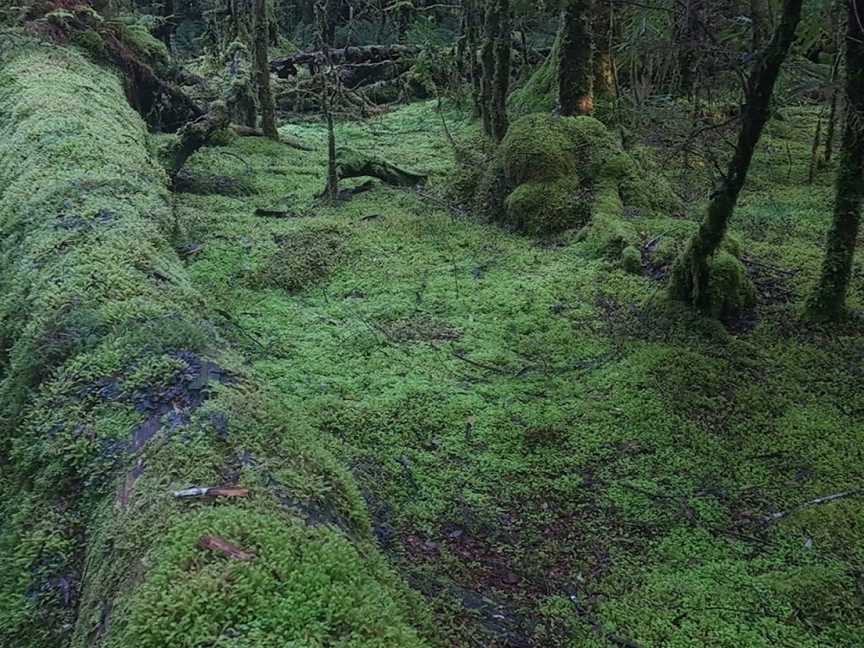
[764,489,864,525]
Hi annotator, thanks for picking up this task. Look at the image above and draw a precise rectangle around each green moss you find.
[621,245,642,274]
[0,39,429,648]
[508,35,560,116]
[706,251,757,319]
[255,226,344,292]
[499,114,579,183]
[504,176,590,235]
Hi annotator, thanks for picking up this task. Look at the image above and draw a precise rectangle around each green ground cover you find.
[171,97,864,646]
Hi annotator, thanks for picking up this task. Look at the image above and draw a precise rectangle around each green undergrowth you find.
[174,93,863,647]
[0,40,427,648]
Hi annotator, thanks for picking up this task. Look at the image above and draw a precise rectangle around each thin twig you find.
[764,489,864,525]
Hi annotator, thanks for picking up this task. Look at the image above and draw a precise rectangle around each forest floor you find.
[173,101,863,647]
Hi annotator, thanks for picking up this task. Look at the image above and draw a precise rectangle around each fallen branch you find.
[174,486,250,499]
[169,101,230,178]
[271,45,419,78]
[230,124,315,151]
[764,489,864,525]
[198,535,255,561]
[334,148,427,188]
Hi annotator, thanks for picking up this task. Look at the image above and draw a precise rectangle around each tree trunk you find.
[593,0,616,98]
[675,0,703,97]
[806,0,864,321]
[558,0,594,116]
[254,0,279,139]
[479,0,512,139]
[490,0,511,140]
[668,0,804,312]
[335,149,427,187]
[466,0,483,118]
[750,0,770,52]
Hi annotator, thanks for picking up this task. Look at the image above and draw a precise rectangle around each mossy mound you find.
[256,226,344,292]
[0,40,426,648]
[706,251,758,319]
[477,113,681,251]
[476,114,612,236]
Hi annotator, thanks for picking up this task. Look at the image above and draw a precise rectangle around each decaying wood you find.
[271,45,419,78]
[169,101,231,178]
[334,149,427,188]
[174,486,250,499]
[198,535,256,560]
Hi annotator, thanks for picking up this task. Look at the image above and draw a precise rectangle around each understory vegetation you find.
[0,0,862,647]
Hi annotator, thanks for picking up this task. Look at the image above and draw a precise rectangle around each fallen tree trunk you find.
[0,40,426,648]
[271,44,419,78]
[168,101,230,177]
[335,148,428,187]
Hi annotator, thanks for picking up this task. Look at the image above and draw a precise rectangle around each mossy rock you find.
[706,251,757,319]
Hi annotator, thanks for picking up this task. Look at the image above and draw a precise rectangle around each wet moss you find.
[0,39,428,648]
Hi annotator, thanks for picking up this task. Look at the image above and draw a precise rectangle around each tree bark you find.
[169,101,230,178]
[558,0,594,116]
[254,0,279,139]
[675,0,704,97]
[479,0,512,140]
[750,0,770,52]
[593,0,616,98]
[490,0,511,140]
[806,0,864,320]
[668,0,804,312]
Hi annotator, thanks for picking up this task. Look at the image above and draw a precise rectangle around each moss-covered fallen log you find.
[271,45,419,78]
[0,40,427,648]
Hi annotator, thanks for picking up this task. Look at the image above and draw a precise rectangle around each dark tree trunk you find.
[490,0,511,140]
[675,0,704,97]
[593,0,615,98]
[254,0,279,139]
[316,0,339,202]
[668,0,804,312]
[466,0,483,117]
[750,0,770,52]
[558,0,594,116]
[479,0,511,139]
[806,0,864,321]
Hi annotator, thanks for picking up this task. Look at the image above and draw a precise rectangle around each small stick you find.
[174,486,250,499]
[764,489,863,525]
[198,535,255,561]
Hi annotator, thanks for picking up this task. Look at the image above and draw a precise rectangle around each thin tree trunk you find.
[480,0,509,138]
[558,0,594,116]
[676,0,703,98]
[593,0,616,98]
[316,0,339,202]
[254,0,279,139]
[823,88,841,164]
[806,0,864,320]
[668,0,804,312]
[490,0,511,140]
[750,0,770,52]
